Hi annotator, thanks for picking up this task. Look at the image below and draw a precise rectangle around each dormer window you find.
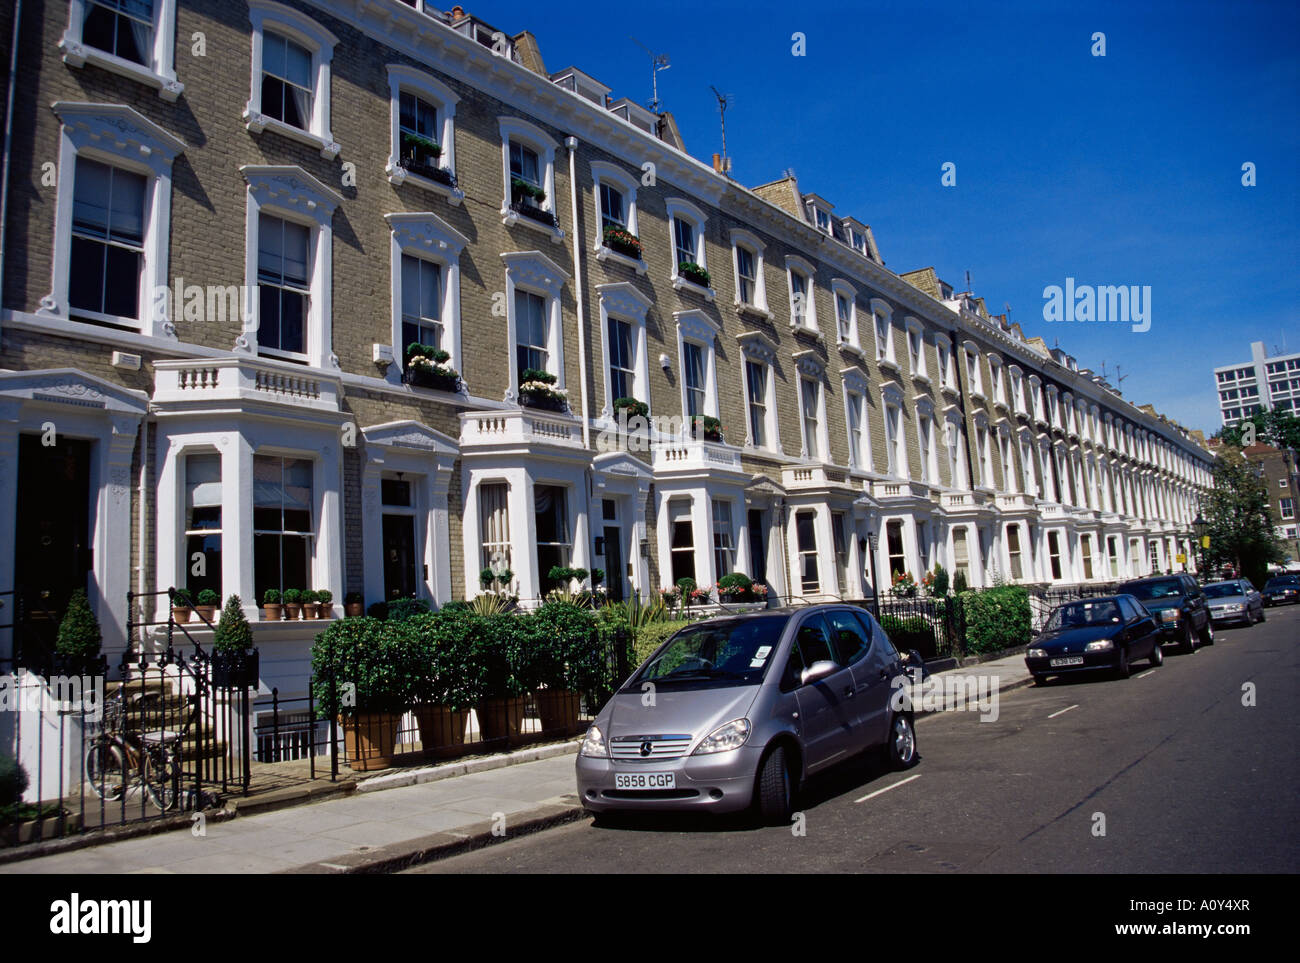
[851,229,867,255]
[814,208,831,234]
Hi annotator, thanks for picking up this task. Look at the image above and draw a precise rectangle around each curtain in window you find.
[479,483,511,571]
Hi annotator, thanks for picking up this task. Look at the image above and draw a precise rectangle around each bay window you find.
[796,510,820,593]
[479,482,512,574]
[184,453,222,600]
[253,455,315,601]
[712,500,736,578]
[534,485,571,590]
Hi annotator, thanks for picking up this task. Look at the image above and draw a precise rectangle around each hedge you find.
[631,620,693,667]
[960,585,1032,654]
[879,615,938,659]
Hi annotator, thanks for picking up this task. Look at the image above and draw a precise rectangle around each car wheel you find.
[1199,619,1214,646]
[1116,646,1131,679]
[884,713,918,770]
[1258,607,1266,623]
[1180,623,1196,654]
[754,744,794,825]
[1149,639,1164,667]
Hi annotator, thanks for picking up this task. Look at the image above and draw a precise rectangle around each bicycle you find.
[85,680,196,811]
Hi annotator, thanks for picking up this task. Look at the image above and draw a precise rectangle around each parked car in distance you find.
[1026,595,1162,684]
[576,605,920,825]
[1261,574,1300,607]
[1203,579,1265,626]
[1117,574,1213,654]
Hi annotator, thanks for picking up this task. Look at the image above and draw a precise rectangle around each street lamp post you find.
[862,531,880,619]
[1192,514,1208,579]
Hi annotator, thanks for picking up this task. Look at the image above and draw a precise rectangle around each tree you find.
[1214,408,1300,452]
[1203,451,1289,587]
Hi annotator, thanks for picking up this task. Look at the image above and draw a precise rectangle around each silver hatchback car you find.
[575,604,920,823]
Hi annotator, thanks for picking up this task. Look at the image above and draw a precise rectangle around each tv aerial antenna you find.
[630,37,670,113]
[710,85,733,172]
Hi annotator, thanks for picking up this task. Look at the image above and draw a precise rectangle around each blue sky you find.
[482,0,1299,435]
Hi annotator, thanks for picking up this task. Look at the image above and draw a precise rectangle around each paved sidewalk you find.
[4,652,1033,874]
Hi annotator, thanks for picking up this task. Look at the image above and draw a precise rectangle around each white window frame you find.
[738,333,780,453]
[1009,365,1026,414]
[989,355,1006,408]
[238,165,340,367]
[935,334,956,392]
[40,102,185,338]
[882,385,908,479]
[730,228,770,317]
[916,403,939,483]
[785,255,820,335]
[667,197,712,299]
[502,250,571,401]
[842,369,872,472]
[946,415,968,489]
[384,64,463,204]
[385,211,468,383]
[828,279,860,353]
[597,282,653,418]
[675,309,721,422]
[870,298,898,369]
[963,342,985,400]
[59,0,184,100]
[905,318,928,381]
[591,161,645,273]
[499,116,564,243]
[243,0,339,158]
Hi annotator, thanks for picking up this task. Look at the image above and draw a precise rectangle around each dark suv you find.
[1116,574,1213,653]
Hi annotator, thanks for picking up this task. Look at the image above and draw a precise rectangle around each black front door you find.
[748,509,767,583]
[382,514,418,600]
[603,525,625,602]
[15,434,92,661]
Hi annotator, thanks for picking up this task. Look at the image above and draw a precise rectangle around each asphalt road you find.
[409,606,1300,874]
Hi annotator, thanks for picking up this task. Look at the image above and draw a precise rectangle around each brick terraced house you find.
[0,0,1214,682]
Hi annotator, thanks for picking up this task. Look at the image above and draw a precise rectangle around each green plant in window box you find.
[602,226,642,259]
[315,589,333,620]
[691,415,724,443]
[678,261,711,288]
[300,590,319,621]
[401,130,442,156]
[194,588,220,624]
[405,343,462,393]
[282,589,303,620]
[262,588,283,621]
[171,588,193,624]
[518,368,568,412]
[612,397,649,421]
[510,177,546,204]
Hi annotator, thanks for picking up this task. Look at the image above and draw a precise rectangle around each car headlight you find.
[1159,609,1180,622]
[1223,603,1243,612]
[579,724,608,758]
[1085,639,1113,651]
[692,718,751,755]
[1027,648,1047,659]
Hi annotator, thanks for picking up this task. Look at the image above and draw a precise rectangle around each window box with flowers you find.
[890,571,918,598]
[717,572,769,604]
[612,397,649,421]
[518,368,569,413]
[603,226,642,260]
[678,261,711,289]
[691,415,725,444]
[404,343,463,393]
[510,178,557,228]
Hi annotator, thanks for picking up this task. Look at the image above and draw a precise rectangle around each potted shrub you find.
[612,397,649,421]
[315,589,333,619]
[282,588,303,620]
[194,588,220,624]
[211,595,259,688]
[344,591,364,617]
[409,611,474,754]
[510,176,546,205]
[300,590,319,621]
[690,415,724,443]
[171,589,193,624]
[678,261,711,288]
[517,368,568,412]
[55,588,102,675]
[466,612,529,742]
[262,588,283,621]
[311,618,413,772]
[524,601,600,734]
[717,572,757,603]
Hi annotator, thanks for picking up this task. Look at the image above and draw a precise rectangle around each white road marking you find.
[1047,704,1079,719]
[318,862,351,871]
[1134,669,1155,679]
[854,773,921,803]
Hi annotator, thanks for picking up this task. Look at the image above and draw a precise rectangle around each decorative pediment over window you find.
[362,420,459,458]
[840,366,869,394]
[501,250,569,297]
[879,381,905,407]
[793,350,824,378]
[596,282,652,322]
[241,165,342,225]
[915,396,936,417]
[674,309,720,344]
[385,211,469,257]
[737,330,778,364]
[52,102,186,173]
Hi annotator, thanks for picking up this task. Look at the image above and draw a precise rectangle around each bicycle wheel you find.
[85,739,127,800]
[143,745,179,812]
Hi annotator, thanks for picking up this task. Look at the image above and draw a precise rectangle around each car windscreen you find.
[1045,600,1122,631]
[1120,579,1183,602]
[1203,583,1243,599]
[632,616,787,688]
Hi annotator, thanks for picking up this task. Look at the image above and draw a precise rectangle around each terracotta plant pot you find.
[476,697,525,742]
[345,602,364,617]
[284,604,302,620]
[414,705,469,751]
[315,604,332,619]
[340,712,402,771]
[172,606,192,624]
[534,689,580,734]
[195,605,217,624]
[261,604,283,621]
[300,602,318,620]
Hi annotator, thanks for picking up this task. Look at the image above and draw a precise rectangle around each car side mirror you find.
[905,649,929,683]
[800,660,837,686]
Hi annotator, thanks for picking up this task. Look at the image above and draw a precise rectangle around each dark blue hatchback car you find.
[1025,595,1163,684]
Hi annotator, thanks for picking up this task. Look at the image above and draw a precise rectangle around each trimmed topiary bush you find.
[961,585,1032,655]
[56,589,101,665]
[213,595,254,654]
[0,754,28,807]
